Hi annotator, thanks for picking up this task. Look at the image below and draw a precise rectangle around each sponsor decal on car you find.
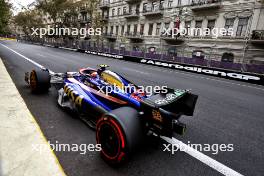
[64,84,84,106]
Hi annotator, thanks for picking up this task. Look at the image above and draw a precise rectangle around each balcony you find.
[142,6,163,17]
[251,30,264,44]
[99,1,110,9]
[190,0,221,11]
[104,33,117,40]
[125,0,141,3]
[161,33,185,44]
[123,10,139,19]
[126,32,144,42]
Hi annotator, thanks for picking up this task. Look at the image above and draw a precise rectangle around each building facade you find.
[98,0,264,64]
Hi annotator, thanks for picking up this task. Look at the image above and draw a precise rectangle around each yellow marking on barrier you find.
[0,37,16,41]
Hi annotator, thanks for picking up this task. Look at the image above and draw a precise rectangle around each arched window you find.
[148,47,156,53]
[221,52,234,62]
[133,46,140,51]
[168,47,177,57]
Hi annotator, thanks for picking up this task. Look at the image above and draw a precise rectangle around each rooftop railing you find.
[142,5,164,16]
[123,10,140,18]
[190,0,221,11]
[99,1,110,9]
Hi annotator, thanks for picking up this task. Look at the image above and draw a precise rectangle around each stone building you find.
[98,0,264,64]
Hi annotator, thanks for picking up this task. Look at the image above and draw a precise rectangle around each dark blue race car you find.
[25,65,198,165]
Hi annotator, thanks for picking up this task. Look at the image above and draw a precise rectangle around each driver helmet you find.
[91,72,98,78]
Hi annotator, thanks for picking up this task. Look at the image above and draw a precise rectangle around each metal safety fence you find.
[18,36,264,74]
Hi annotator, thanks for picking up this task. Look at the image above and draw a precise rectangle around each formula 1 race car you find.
[25,64,198,165]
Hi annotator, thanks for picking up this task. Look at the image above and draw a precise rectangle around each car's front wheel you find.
[29,69,50,92]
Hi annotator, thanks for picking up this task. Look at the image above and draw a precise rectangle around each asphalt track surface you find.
[0,40,264,176]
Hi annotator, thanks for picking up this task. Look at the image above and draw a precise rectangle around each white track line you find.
[161,136,243,176]
[0,43,54,74]
[1,43,244,176]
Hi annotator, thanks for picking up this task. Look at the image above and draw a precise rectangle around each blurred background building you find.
[97,0,264,65]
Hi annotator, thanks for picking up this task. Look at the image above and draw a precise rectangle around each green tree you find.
[35,0,78,26]
[77,0,102,28]
[77,0,103,43]
[0,0,12,35]
[13,10,44,36]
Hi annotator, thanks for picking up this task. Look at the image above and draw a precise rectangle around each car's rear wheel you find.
[29,70,51,92]
[96,107,143,165]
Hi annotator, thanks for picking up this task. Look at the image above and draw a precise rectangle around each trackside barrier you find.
[87,51,264,85]
[18,37,264,85]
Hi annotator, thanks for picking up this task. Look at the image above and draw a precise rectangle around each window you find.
[102,11,106,18]
[195,20,202,28]
[143,3,148,12]
[128,5,132,13]
[160,0,164,9]
[118,8,121,16]
[133,46,140,51]
[136,5,140,14]
[177,0,181,6]
[207,20,215,35]
[140,24,144,35]
[221,53,234,62]
[112,8,115,16]
[192,50,205,59]
[236,18,248,36]
[84,14,88,21]
[156,23,161,36]
[224,18,234,36]
[148,23,153,36]
[106,10,109,17]
[148,47,156,53]
[134,24,137,34]
[110,26,113,34]
[185,21,191,35]
[116,26,119,35]
[168,0,173,8]
[121,25,124,36]
[195,20,202,36]
[165,22,170,29]
[127,25,131,34]
[168,47,177,57]
[151,2,156,11]
[123,6,127,14]
[164,22,170,35]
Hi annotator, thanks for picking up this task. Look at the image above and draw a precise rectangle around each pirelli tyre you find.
[96,107,143,165]
[29,70,51,92]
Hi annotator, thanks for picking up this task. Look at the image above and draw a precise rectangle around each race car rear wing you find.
[140,89,198,137]
[141,88,198,117]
